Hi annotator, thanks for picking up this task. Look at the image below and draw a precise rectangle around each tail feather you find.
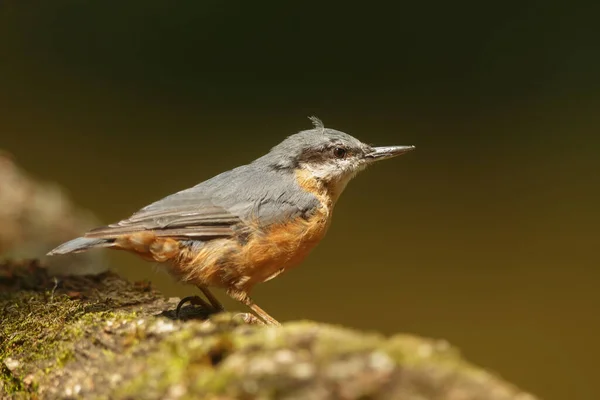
[47,237,114,256]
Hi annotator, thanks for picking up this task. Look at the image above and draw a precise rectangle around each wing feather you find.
[85,198,243,239]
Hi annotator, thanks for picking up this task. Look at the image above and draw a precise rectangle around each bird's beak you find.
[365,145,415,162]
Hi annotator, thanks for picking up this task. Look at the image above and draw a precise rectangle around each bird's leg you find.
[199,286,225,311]
[226,288,281,326]
[198,287,261,324]
[176,287,261,325]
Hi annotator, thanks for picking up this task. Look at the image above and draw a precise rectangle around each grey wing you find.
[85,192,246,239]
[84,165,320,241]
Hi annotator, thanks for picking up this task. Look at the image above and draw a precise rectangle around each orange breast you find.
[231,169,333,289]
[235,205,331,288]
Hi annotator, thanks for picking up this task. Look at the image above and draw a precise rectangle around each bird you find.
[47,117,415,325]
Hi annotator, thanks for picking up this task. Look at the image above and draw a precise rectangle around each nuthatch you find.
[48,117,415,325]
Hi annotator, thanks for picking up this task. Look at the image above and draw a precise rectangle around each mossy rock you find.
[0,260,538,400]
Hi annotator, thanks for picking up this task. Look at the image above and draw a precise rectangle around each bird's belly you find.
[237,210,331,289]
[174,207,331,292]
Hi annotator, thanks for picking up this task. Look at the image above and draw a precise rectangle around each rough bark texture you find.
[0,261,539,400]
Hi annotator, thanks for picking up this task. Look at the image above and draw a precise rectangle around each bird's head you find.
[259,117,415,201]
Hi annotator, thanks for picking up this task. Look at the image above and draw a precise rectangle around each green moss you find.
[2,293,75,359]
[54,348,74,368]
[115,317,240,398]
[0,286,144,396]
[1,363,24,394]
[115,321,389,398]
[1,292,68,392]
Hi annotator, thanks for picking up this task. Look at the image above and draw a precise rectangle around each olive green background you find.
[1,1,599,399]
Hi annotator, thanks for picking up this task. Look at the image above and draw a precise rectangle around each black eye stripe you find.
[297,143,355,163]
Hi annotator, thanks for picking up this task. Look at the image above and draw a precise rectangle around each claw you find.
[175,295,211,319]
[233,312,266,325]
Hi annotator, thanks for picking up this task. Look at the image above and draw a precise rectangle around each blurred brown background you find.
[1,1,599,399]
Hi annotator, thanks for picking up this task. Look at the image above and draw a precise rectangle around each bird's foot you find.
[232,312,266,325]
[175,297,271,326]
[176,295,220,319]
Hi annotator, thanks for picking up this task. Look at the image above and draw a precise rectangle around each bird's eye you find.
[333,147,347,159]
